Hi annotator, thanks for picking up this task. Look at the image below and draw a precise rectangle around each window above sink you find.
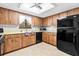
[19,14,32,29]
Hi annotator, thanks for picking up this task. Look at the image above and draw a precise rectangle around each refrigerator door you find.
[75,30,79,55]
[57,29,78,55]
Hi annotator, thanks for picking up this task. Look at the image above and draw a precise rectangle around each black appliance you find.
[57,18,74,27]
[36,32,42,43]
[40,27,46,31]
[0,28,4,56]
[57,14,79,56]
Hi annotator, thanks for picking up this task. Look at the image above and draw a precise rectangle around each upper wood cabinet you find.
[68,8,79,16]
[42,18,48,26]
[32,16,42,26]
[42,16,53,26]
[52,14,59,26]
[47,16,53,26]
[59,12,68,19]
[8,10,19,25]
[0,7,19,25]
[42,15,58,26]
[0,8,9,24]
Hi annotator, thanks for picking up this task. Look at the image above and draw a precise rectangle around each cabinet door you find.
[13,34,22,50]
[67,9,74,16]
[22,35,29,47]
[30,34,36,45]
[42,18,46,26]
[0,8,9,24]
[42,18,48,26]
[4,37,13,53]
[68,8,79,16]
[8,10,19,25]
[50,35,57,46]
[43,32,57,46]
[32,17,42,26]
[42,32,48,42]
[47,16,53,26]
[42,32,46,42]
[74,8,79,15]
[59,12,67,19]
[1,43,4,55]
[14,37,22,50]
[53,14,59,26]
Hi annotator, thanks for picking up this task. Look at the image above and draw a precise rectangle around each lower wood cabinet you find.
[4,35,13,53]
[4,33,36,54]
[1,43,4,55]
[22,35,29,47]
[29,34,36,45]
[22,34,36,48]
[42,32,57,46]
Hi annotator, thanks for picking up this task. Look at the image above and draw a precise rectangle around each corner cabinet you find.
[32,16,42,26]
[0,7,19,25]
[42,32,57,46]
[43,16,53,26]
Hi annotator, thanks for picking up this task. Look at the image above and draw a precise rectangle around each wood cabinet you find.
[42,32,48,42]
[47,16,53,26]
[42,32,56,46]
[4,33,36,53]
[29,34,36,45]
[68,8,79,16]
[13,34,22,50]
[52,14,59,26]
[42,14,59,26]
[22,33,36,48]
[0,8,9,24]
[42,18,47,26]
[4,35,14,53]
[42,16,53,26]
[8,10,19,25]
[4,34,22,53]
[22,35,29,47]
[59,12,68,19]
[0,7,19,25]
[1,43,4,55]
[32,16,42,26]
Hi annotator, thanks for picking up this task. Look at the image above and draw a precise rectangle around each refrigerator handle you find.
[73,33,76,43]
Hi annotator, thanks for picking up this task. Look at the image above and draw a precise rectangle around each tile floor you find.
[5,42,70,56]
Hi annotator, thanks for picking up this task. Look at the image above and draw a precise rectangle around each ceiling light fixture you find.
[19,3,55,14]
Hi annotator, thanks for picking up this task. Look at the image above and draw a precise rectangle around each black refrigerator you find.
[57,14,79,56]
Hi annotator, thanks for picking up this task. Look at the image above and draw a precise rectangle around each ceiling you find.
[0,3,79,18]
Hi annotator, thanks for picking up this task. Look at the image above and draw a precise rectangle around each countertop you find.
[0,28,57,35]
